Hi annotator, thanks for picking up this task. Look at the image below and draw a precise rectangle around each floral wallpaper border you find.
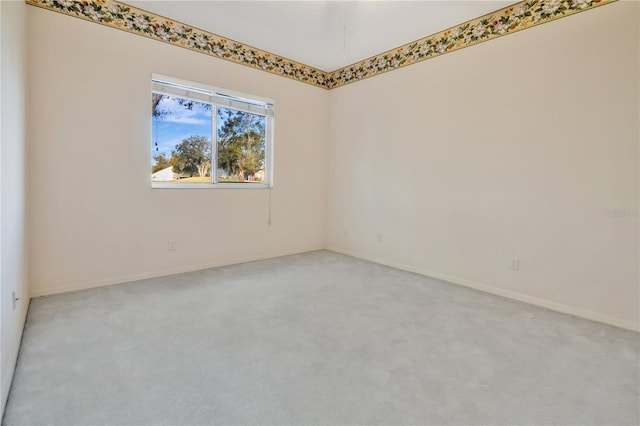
[25,0,329,88]
[325,0,616,88]
[26,0,615,90]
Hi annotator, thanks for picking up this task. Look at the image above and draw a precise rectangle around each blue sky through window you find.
[152,96,212,161]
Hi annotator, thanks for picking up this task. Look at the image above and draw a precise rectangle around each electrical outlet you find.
[168,240,176,251]
[510,257,520,270]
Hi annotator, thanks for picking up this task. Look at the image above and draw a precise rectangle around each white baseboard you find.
[29,246,324,298]
[329,247,639,333]
[30,245,639,333]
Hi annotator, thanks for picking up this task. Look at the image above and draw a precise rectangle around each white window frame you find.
[151,74,275,189]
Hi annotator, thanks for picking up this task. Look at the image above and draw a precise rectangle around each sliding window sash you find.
[152,77,274,117]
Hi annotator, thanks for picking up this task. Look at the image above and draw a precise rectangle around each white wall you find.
[327,1,639,330]
[1,0,29,415]
[27,7,329,296]
[23,0,640,331]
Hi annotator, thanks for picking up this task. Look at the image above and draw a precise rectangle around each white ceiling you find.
[125,1,516,71]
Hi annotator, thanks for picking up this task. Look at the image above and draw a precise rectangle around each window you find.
[151,75,274,188]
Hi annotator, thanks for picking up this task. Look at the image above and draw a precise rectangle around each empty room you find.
[1,0,638,424]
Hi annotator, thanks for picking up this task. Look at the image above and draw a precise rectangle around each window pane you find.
[151,94,212,183]
[216,107,266,183]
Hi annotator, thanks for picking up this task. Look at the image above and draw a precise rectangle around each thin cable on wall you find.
[342,4,347,61]
[267,188,272,226]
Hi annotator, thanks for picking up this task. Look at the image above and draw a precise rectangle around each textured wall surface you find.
[27,6,329,296]
[328,1,639,329]
[1,0,29,415]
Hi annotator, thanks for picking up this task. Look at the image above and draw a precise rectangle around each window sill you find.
[152,182,271,189]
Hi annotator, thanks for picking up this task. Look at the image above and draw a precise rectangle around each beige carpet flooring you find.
[3,250,638,425]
